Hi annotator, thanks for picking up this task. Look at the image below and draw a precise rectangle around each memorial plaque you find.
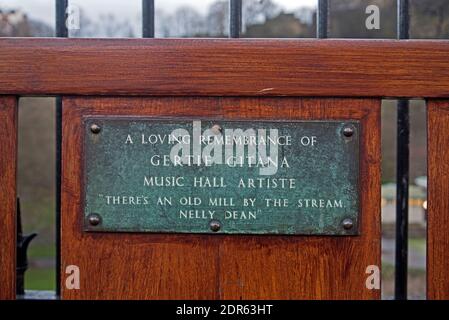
[83,117,359,235]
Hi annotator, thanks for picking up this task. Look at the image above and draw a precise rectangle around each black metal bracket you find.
[16,198,37,295]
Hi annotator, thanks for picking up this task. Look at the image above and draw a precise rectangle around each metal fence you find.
[48,0,412,299]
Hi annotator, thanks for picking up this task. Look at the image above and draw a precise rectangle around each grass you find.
[382,262,426,299]
[382,262,395,278]
[20,195,56,291]
[409,238,426,254]
[28,244,55,259]
[26,244,56,291]
[25,268,56,291]
[20,195,55,245]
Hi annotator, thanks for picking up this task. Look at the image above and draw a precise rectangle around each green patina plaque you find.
[83,117,360,235]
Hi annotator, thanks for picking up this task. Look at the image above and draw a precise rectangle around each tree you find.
[206,0,228,37]
[243,0,281,27]
[245,12,314,38]
[155,9,171,37]
[171,6,204,37]
[329,0,396,38]
[69,7,96,37]
[69,8,135,38]
[412,0,449,38]
[0,9,32,36]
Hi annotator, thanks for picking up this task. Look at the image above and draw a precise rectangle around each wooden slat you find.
[61,97,380,299]
[62,97,223,299]
[0,38,449,98]
[427,100,449,299]
[219,97,381,299]
[0,96,17,300]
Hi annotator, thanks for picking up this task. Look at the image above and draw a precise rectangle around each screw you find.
[209,219,221,232]
[90,124,101,134]
[342,125,355,137]
[87,213,102,226]
[342,218,354,230]
[211,124,223,135]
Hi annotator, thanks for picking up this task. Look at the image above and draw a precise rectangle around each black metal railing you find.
[230,0,242,38]
[317,0,329,39]
[142,0,155,38]
[51,0,411,300]
[55,0,68,298]
[395,0,410,301]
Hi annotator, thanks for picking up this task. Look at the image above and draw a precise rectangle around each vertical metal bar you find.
[229,0,242,38]
[142,0,155,38]
[317,0,329,38]
[55,0,68,298]
[56,0,68,38]
[395,0,410,301]
[398,0,410,40]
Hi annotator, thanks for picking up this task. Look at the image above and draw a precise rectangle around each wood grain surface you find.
[0,38,449,98]
[427,100,449,300]
[0,96,17,300]
[61,97,381,299]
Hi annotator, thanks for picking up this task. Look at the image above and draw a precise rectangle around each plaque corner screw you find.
[87,213,102,226]
[90,124,101,134]
[342,218,354,230]
[211,124,223,134]
[209,219,221,232]
[342,125,355,138]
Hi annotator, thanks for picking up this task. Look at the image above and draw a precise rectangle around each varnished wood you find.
[62,98,223,300]
[427,100,449,300]
[0,39,449,98]
[219,98,381,299]
[61,97,381,299]
[0,96,17,300]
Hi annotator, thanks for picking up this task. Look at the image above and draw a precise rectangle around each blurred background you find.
[1,0,447,299]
